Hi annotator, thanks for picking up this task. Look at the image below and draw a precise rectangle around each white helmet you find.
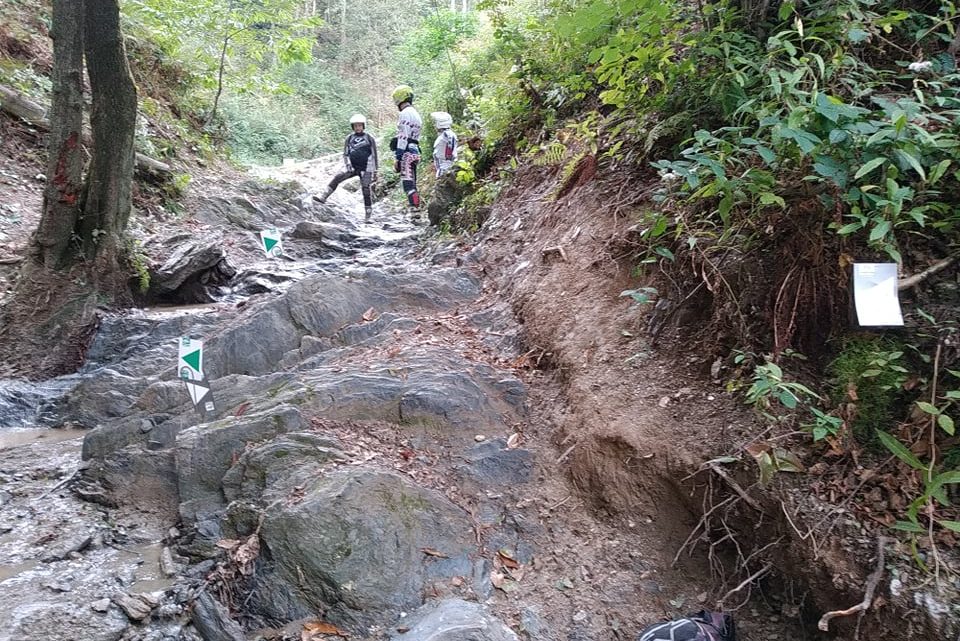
[349,113,367,126]
[430,111,453,129]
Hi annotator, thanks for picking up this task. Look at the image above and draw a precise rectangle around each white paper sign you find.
[853,263,904,326]
[178,337,203,380]
[259,229,283,258]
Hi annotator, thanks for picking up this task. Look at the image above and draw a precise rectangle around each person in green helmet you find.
[391,85,423,221]
[314,113,379,223]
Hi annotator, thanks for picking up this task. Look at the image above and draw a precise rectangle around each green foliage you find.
[0,62,51,100]
[221,62,368,163]
[126,0,320,98]
[827,336,909,444]
[620,287,658,306]
[648,0,960,263]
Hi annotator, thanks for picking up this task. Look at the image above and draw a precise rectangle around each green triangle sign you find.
[263,236,279,253]
[182,348,202,373]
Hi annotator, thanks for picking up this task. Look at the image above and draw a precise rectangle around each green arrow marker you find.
[182,348,202,373]
[263,236,279,253]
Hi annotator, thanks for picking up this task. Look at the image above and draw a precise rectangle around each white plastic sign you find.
[178,337,203,380]
[853,263,904,326]
[259,229,283,258]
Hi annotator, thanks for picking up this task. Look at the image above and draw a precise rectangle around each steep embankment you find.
[473,162,960,639]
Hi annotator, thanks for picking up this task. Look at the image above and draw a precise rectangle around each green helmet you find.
[392,85,414,106]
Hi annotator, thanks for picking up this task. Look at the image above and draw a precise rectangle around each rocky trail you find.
[0,158,804,641]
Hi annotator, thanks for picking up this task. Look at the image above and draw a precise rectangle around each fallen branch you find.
[817,536,888,632]
[0,84,171,175]
[556,442,577,464]
[719,562,772,605]
[709,464,764,513]
[898,255,957,290]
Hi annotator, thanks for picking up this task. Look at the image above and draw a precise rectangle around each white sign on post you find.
[178,337,215,416]
[259,229,283,258]
[853,263,904,327]
[178,337,203,380]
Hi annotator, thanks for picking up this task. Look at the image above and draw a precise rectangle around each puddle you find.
[120,543,175,594]
[0,560,38,583]
[0,428,86,450]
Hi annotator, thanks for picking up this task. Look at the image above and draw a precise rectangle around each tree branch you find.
[898,255,958,290]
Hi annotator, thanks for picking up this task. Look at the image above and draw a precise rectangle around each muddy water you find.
[0,426,173,640]
[0,427,86,449]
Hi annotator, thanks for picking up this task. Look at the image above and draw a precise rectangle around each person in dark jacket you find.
[313,113,379,222]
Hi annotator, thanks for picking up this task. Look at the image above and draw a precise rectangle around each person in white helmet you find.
[430,111,458,177]
[427,111,460,227]
[313,113,379,222]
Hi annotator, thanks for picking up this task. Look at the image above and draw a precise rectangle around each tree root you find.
[817,536,888,633]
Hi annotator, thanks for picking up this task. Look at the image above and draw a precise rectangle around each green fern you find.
[643,111,691,158]
[533,141,568,166]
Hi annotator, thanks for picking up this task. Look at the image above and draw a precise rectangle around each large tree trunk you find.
[0,0,138,378]
[34,0,85,269]
[80,0,138,271]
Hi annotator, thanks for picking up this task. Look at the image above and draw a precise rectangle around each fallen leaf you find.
[490,570,506,588]
[506,433,521,449]
[232,534,260,574]
[422,547,449,558]
[497,550,520,569]
[303,620,349,637]
[362,307,376,322]
[215,538,241,551]
[234,402,252,417]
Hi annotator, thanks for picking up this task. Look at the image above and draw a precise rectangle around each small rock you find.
[572,610,589,623]
[475,434,487,442]
[91,598,112,613]
[113,593,155,621]
[160,546,177,578]
[658,396,671,408]
[43,581,72,593]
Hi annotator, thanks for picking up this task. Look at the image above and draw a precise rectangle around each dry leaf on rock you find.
[302,619,349,638]
[422,547,449,558]
[362,307,377,322]
[497,549,520,569]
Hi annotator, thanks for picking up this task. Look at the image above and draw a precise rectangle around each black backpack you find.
[637,611,735,641]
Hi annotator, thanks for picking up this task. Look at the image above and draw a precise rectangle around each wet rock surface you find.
[0,158,815,641]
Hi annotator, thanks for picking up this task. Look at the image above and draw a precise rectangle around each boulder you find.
[176,405,304,521]
[148,241,236,303]
[258,469,476,629]
[191,591,245,641]
[391,599,519,641]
